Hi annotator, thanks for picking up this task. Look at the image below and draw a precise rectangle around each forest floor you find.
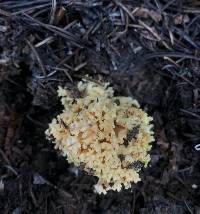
[0,1,200,213]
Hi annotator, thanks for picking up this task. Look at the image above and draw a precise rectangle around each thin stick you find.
[26,39,47,76]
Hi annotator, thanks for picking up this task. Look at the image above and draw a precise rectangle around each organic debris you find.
[0,0,200,213]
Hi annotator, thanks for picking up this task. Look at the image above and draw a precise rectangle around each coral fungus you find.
[46,79,154,194]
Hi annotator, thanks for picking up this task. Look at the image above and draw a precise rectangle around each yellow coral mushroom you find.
[45,79,154,194]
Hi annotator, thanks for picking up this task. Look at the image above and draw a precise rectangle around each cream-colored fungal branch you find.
[45,79,154,194]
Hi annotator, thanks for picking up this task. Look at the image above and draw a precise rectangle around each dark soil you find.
[0,1,200,213]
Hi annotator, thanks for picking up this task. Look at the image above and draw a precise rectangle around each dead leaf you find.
[174,14,189,25]
[133,7,162,22]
